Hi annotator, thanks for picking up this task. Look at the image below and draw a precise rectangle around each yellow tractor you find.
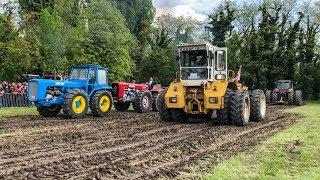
[156,43,266,126]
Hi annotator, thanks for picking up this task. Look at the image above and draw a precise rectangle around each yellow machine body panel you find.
[165,81,186,109]
[204,80,228,110]
[165,80,235,114]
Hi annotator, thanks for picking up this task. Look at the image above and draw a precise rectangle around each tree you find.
[37,9,66,74]
[156,14,201,45]
[206,1,236,47]
[0,6,33,81]
[84,0,135,81]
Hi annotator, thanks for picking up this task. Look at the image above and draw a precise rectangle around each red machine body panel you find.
[112,82,148,100]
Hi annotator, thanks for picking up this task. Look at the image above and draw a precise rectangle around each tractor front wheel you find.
[37,105,61,117]
[216,89,233,125]
[114,102,130,112]
[156,89,173,121]
[294,90,303,106]
[152,93,159,112]
[90,90,113,117]
[133,91,152,113]
[288,92,294,105]
[230,91,251,126]
[250,90,266,122]
[265,90,272,102]
[171,109,188,122]
[63,90,89,119]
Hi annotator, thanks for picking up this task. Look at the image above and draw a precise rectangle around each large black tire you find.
[294,90,303,106]
[37,105,61,117]
[63,89,89,119]
[156,89,172,121]
[171,109,188,122]
[250,90,266,122]
[216,89,233,125]
[152,93,159,112]
[132,91,152,113]
[288,92,294,105]
[272,90,278,102]
[90,90,113,117]
[114,102,130,111]
[265,90,272,102]
[203,110,214,120]
[230,91,251,126]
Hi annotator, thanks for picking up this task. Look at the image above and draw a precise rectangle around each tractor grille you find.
[28,82,38,101]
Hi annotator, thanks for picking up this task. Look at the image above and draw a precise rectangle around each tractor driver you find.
[147,77,155,90]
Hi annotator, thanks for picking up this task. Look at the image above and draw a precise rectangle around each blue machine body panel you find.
[28,65,113,107]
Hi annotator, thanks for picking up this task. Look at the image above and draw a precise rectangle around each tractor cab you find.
[178,43,227,86]
[68,65,112,95]
[275,80,293,90]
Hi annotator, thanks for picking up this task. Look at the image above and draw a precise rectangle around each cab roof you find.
[72,65,108,70]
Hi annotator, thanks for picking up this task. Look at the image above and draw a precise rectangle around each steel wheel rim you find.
[243,97,250,123]
[142,96,150,108]
[260,94,266,118]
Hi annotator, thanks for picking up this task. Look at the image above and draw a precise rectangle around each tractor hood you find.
[29,79,87,88]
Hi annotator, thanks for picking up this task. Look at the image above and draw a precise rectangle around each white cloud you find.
[172,5,207,21]
[154,0,223,21]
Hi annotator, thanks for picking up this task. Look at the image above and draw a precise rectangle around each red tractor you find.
[112,82,163,113]
[266,80,302,106]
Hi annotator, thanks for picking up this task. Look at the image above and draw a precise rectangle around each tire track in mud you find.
[0,105,300,179]
[0,121,211,175]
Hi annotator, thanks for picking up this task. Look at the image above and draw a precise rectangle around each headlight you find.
[209,97,218,104]
[169,97,177,103]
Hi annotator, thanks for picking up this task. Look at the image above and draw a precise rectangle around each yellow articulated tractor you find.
[156,43,266,126]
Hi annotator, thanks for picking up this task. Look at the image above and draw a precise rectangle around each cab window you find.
[98,70,107,85]
[215,50,226,70]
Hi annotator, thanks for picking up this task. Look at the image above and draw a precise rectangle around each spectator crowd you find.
[0,81,28,96]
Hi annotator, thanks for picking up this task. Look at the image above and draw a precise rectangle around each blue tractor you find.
[28,65,113,118]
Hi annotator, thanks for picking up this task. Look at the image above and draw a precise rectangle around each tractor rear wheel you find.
[37,105,61,117]
[294,90,303,106]
[90,90,113,117]
[230,91,251,126]
[133,91,152,113]
[152,93,159,112]
[216,89,233,125]
[265,90,272,102]
[288,92,294,105]
[250,90,266,122]
[272,90,278,102]
[157,89,173,121]
[114,102,130,111]
[63,90,89,119]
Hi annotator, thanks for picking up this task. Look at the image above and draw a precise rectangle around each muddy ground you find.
[0,105,301,179]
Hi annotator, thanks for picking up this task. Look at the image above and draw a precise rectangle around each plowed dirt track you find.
[0,106,300,179]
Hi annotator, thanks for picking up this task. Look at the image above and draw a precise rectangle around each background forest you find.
[0,0,319,99]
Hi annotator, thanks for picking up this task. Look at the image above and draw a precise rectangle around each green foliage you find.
[206,0,320,98]
[207,1,236,47]
[138,27,178,85]
[156,14,201,45]
[84,0,135,81]
[37,9,66,74]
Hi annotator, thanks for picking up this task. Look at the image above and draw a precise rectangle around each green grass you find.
[0,107,38,117]
[203,101,320,179]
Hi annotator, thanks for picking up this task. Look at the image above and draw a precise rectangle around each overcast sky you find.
[152,0,224,21]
